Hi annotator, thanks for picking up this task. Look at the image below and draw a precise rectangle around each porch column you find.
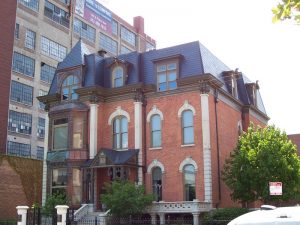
[16,206,29,225]
[158,213,165,225]
[150,213,156,225]
[134,101,143,185]
[192,212,200,225]
[42,114,49,206]
[201,91,212,202]
[89,103,99,159]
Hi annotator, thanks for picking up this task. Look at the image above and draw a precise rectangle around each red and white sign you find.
[269,182,282,195]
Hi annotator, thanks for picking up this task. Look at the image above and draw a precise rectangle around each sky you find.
[100,0,300,134]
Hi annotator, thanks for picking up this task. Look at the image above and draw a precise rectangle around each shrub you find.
[203,208,249,224]
[42,193,68,216]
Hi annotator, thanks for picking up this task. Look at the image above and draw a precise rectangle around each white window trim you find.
[179,157,198,172]
[147,159,165,174]
[108,106,130,125]
[146,105,164,122]
[177,100,196,117]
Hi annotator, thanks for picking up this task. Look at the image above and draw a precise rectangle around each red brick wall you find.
[92,91,267,208]
[213,98,243,207]
[0,160,30,219]
[0,0,16,153]
[145,92,204,201]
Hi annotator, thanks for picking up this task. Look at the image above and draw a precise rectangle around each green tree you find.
[272,0,300,23]
[222,124,300,205]
[101,180,154,217]
[42,193,68,216]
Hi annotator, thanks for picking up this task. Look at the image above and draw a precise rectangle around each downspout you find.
[214,89,221,207]
[143,99,147,184]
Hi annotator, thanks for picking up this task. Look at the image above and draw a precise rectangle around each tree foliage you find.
[272,0,300,23]
[101,180,154,217]
[222,124,300,205]
[42,193,68,216]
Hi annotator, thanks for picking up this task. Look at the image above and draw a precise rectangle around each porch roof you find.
[85,148,140,168]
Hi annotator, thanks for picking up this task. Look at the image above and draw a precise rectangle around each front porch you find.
[147,200,213,225]
[74,200,212,225]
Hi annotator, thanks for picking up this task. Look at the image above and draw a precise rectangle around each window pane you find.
[8,110,32,135]
[53,126,68,149]
[12,52,35,77]
[158,74,166,83]
[113,118,120,133]
[152,167,162,201]
[18,0,39,11]
[7,141,31,157]
[44,0,69,28]
[99,33,117,55]
[52,168,67,186]
[157,65,166,72]
[41,63,55,83]
[168,72,176,81]
[10,81,33,105]
[169,81,177,90]
[183,111,193,127]
[159,83,167,91]
[73,18,95,42]
[112,20,118,35]
[73,117,83,149]
[184,165,196,201]
[122,133,128,148]
[120,26,136,46]
[167,63,176,70]
[114,78,122,87]
[121,117,127,132]
[41,36,67,61]
[151,115,161,130]
[183,127,194,144]
[152,131,161,147]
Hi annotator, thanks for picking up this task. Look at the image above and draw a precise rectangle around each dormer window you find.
[222,70,240,99]
[156,60,178,91]
[62,75,80,100]
[112,66,124,88]
[246,81,259,107]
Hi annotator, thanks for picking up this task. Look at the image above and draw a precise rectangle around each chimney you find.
[133,16,144,34]
[98,49,107,57]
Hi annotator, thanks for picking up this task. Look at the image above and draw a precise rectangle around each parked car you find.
[228,205,300,225]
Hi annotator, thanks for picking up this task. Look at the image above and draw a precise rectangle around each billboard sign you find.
[269,182,282,195]
[75,0,112,33]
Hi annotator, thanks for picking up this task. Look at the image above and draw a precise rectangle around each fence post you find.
[55,205,69,225]
[16,206,29,225]
[99,214,107,225]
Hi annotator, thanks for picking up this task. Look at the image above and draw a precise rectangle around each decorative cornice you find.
[147,159,165,174]
[151,54,183,63]
[146,105,164,122]
[179,156,198,172]
[177,73,223,90]
[108,106,131,125]
[177,100,196,117]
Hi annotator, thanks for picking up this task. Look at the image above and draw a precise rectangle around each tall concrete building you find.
[2,0,155,158]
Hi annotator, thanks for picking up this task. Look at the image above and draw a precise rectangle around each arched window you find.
[62,75,80,100]
[183,164,196,201]
[152,167,162,201]
[113,116,128,149]
[113,66,124,88]
[182,110,194,144]
[151,114,161,147]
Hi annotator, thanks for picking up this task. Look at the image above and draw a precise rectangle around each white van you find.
[227,205,300,225]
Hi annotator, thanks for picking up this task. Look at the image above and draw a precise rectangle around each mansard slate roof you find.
[49,40,266,114]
